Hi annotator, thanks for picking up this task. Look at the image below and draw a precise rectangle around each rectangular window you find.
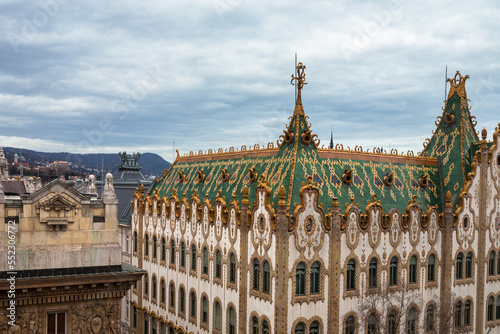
[126,235,130,253]
[47,312,66,334]
[125,298,129,321]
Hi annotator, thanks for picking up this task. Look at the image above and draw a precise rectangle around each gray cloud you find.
[1,0,499,161]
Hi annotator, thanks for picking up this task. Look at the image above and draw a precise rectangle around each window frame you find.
[409,255,417,284]
[310,261,321,294]
[47,311,67,334]
[368,258,377,288]
[346,259,356,291]
[263,260,271,294]
[456,252,464,279]
[295,262,306,295]
[253,258,260,291]
[389,256,398,286]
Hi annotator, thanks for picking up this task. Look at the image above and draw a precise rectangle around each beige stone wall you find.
[0,179,121,271]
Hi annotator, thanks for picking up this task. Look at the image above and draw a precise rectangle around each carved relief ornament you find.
[292,178,325,260]
[251,177,276,257]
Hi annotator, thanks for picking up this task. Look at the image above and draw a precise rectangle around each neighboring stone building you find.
[130,66,500,333]
[106,152,154,332]
[0,173,144,333]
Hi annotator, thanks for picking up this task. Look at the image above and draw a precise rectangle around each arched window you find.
[228,307,236,334]
[407,307,417,334]
[456,252,464,279]
[346,259,356,290]
[425,305,434,331]
[214,301,221,331]
[161,237,166,261]
[215,250,222,279]
[202,296,208,324]
[367,313,376,334]
[169,284,175,309]
[409,255,417,284]
[488,296,494,321]
[309,321,319,334]
[294,322,305,334]
[345,316,355,334]
[262,320,269,334]
[190,291,196,318]
[489,251,496,276]
[389,257,398,286]
[311,261,320,293]
[252,316,259,334]
[466,252,473,278]
[144,273,149,296]
[368,258,377,288]
[229,253,236,283]
[455,301,462,327]
[203,247,209,275]
[152,276,157,300]
[428,254,436,282]
[496,296,500,320]
[296,262,306,295]
[179,287,185,314]
[464,300,471,326]
[160,279,165,303]
[388,310,398,334]
[169,327,174,334]
[263,261,270,294]
[180,242,185,268]
[253,259,260,290]
[160,322,164,334]
[153,235,157,259]
[152,318,156,334]
[144,312,149,334]
[191,244,197,271]
[134,231,138,252]
[145,234,149,256]
[170,239,175,264]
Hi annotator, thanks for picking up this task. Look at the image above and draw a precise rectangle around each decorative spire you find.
[328,126,334,149]
[291,62,307,116]
[447,71,469,100]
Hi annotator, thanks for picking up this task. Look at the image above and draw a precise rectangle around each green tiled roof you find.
[423,73,479,208]
[152,107,441,214]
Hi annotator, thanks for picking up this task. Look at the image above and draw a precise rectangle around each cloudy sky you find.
[1,0,499,162]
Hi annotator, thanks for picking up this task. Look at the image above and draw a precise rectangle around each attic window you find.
[93,216,105,223]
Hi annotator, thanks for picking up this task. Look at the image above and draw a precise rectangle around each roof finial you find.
[329,126,334,149]
[447,71,469,100]
[291,62,307,115]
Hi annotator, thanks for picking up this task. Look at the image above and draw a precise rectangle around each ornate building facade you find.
[0,173,144,333]
[130,66,500,333]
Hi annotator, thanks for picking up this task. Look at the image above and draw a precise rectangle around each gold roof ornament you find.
[291,62,307,116]
[447,71,469,100]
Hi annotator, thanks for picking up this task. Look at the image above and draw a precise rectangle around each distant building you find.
[52,160,71,174]
[0,148,8,181]
[130,67,500,333]
[0,174,144,333]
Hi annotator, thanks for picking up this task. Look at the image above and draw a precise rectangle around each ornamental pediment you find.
[35,193,79,231]
[36,193,78,212]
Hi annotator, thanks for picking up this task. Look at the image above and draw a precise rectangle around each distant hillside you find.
[3,147,171,178]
